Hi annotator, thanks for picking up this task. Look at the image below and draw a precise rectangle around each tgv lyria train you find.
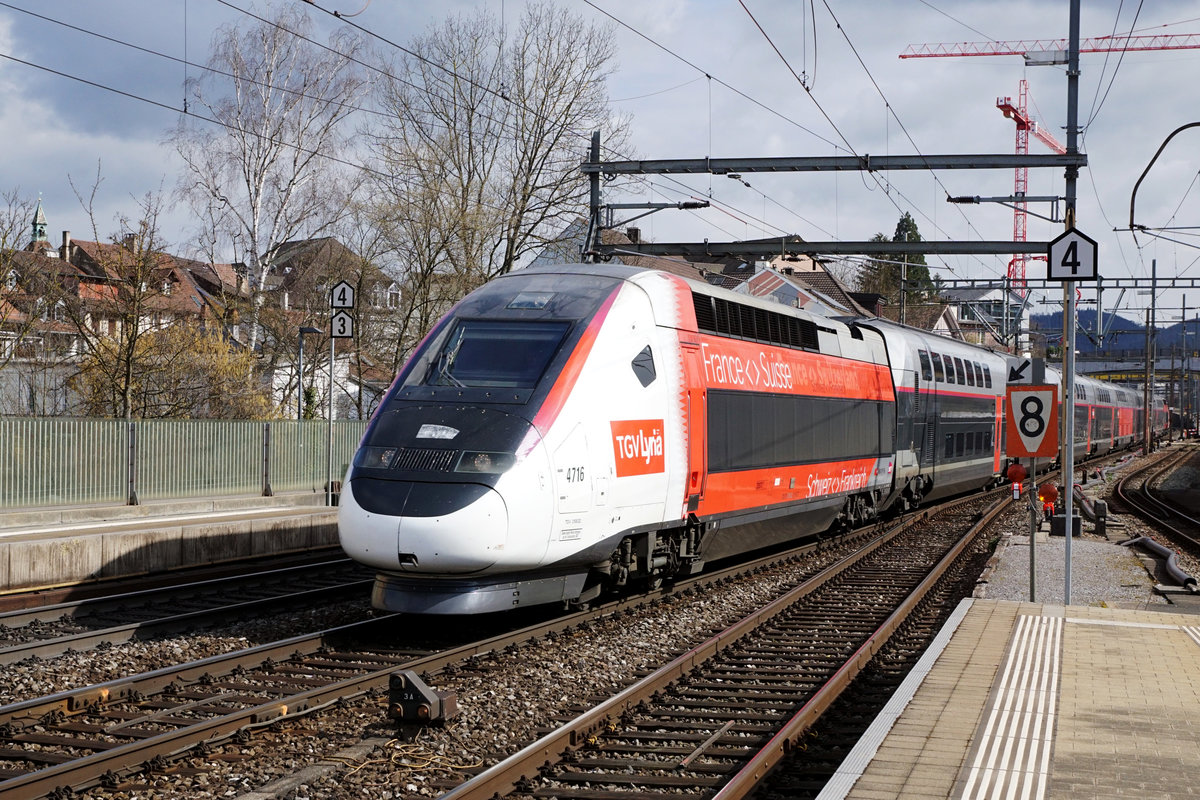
[337,262,1155,614]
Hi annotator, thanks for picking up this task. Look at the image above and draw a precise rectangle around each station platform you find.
[0,493,340,594]
[821,598,1200,800]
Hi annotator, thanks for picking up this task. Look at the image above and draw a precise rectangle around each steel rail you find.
[0,577,372,665]
[1116,447,1200,547]
[0,491,993,799]
[0,531,869,798]
[0,557,359,626]
[714,494,1010,797]
[437,492,1000,800]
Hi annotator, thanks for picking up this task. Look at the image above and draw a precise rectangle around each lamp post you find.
[297,326,322,421]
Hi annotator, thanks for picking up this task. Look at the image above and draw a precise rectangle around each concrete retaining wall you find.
[0,504,340,593]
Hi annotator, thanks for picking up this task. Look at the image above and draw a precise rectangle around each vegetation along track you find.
[435,491,1006,800]
[0,558,373,665]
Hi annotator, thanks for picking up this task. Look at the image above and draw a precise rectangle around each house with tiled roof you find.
[1,204,254,414]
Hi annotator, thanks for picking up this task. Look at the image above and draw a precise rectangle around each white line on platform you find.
[0,506,330,539]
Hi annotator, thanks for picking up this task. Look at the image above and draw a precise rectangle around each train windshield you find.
[424,320,570,388]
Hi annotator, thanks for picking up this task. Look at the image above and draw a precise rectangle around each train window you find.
[424,320,569,388]
[945,434,954,457]
[983,365,992,388]
[918,350,933,381]
[964,361,975,386]
[954,357,966,384]
[973,362,983,385]
[631,345,656,387]
[956,432,965,456]
[931,353,945,382]
[944,356,955,384]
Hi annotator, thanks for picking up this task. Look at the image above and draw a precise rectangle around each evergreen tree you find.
[855,212,934,309]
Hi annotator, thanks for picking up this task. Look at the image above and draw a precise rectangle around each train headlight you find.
[455,451,515,474]
[354,446,397,469]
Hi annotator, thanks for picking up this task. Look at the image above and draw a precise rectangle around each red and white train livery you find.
[337,263,1149,614]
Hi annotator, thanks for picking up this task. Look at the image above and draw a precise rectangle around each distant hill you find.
[1029,310,1200,353]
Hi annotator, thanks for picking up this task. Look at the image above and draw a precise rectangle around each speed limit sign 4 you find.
[1005,385,1059,458]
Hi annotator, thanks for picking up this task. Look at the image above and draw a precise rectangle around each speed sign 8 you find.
[1005,385,1059,458]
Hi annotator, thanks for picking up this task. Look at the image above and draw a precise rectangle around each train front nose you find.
[339,478,508,573]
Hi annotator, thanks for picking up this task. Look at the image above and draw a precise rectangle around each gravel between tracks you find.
[64,549,848,800]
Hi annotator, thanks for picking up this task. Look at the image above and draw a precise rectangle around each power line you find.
[298,0,813,246]
[577,0,840,151]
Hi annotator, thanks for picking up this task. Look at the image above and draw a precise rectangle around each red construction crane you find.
[902,31,1200,295]
[997,79,1064,294]
[900,33,1200,60]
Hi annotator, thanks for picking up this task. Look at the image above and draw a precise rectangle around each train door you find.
[993,393,1003,474]
[680,342,708,512]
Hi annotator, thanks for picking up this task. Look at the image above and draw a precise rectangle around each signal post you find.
[1006,357,1058,602]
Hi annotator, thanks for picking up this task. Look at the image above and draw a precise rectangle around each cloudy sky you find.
[3,0,1200,328]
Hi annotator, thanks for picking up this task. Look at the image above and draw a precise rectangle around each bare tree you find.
[171,5,367,350]
[63,180,176,419]
[368,2,629,277]
[364,1,630,370]
[0,189,42,370]
[0,189,83,414]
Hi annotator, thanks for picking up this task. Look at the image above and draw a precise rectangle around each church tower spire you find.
[31,197,47,245]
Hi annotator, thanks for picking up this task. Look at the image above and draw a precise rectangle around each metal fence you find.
[0,418,368,509]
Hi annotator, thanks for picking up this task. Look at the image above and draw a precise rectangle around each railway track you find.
[0,527,884,798]
[434,492,1006,800]
[0,558,373,665]
[1110,444,1200,591]
[1114,445,1200,547]
[0,485,1021,799]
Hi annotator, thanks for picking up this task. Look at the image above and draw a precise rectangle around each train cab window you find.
[931,353,945,382]
[983,365,992,388]
[918,350,933,381]
[424,320,569,388]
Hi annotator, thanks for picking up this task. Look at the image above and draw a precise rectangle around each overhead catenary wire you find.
[4,0,794,249]
[298,0,831,248]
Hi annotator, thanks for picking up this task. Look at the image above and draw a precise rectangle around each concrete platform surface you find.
[821,599,1200,800]
[0,493,340,593]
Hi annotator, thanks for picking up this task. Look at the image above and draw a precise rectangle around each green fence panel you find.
[0,418,369,509]
[135,419,263,501]
[0,418,127,508]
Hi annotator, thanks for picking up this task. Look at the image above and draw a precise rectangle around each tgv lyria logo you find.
[610,419,665,476]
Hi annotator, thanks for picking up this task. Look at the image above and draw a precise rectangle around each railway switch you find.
[388,670,459,726]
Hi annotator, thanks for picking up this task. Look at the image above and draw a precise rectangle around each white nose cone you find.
[339,482,508,574]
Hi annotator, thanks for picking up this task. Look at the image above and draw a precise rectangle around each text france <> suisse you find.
[700,343,793,390]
